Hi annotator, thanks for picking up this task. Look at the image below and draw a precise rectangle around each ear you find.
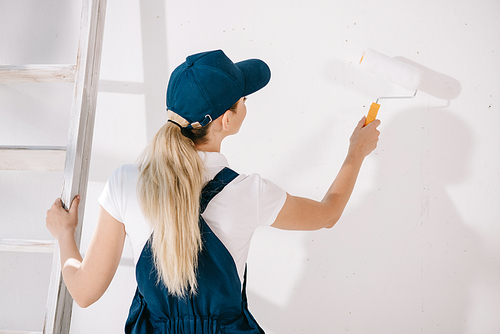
[220,110,233,132]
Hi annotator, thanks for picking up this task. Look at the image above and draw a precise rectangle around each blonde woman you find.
[46,50,380,333]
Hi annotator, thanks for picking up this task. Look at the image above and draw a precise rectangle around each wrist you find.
[346,149,365,165]
[57,228,76,244]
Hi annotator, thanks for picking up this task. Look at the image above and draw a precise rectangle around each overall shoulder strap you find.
[200,167,239,214]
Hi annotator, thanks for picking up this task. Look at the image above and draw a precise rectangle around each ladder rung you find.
[0,65,76,83]
[0,332,39,334]
[0,239,56,253]
[0,331,42,334]
[0,146,66,171]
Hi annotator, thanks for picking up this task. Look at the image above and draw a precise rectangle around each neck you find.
[195,141,221,153]
[195,134,224,153]
[194,117,229,152]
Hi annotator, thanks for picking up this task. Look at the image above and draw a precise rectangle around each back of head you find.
[166,49,271,129]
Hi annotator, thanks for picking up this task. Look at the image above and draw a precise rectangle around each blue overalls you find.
[125,168,265,334]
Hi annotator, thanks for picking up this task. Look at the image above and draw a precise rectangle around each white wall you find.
[1,0,499,333]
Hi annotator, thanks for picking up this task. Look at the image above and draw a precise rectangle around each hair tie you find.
[167,119,184,130]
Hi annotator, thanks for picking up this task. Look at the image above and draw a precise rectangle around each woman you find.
[46,49,380,333]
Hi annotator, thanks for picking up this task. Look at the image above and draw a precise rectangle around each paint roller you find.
[359,48,423,125]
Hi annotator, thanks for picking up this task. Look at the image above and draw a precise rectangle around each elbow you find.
[324,215,341,229]
[317,201,343,229]
[75,298,93,309]
[324,221,336,229]
[63,282,97,308]
[73,294,99,309]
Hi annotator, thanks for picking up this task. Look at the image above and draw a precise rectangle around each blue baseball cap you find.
[166,50,271,129]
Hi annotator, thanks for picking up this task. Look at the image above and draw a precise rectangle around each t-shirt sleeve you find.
[255,174,287,227]
[98,166,124,223]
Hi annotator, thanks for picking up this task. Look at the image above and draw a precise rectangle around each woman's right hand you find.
[348,116,381,158]
[272,116,381,231]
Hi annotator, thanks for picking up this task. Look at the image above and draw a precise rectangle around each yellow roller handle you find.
[365,102,380,126]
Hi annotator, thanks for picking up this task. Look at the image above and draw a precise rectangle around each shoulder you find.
[99,164,142,223]
[207,168,286,202]
[230,172,283,193]
[207,173,287,230]
[110,164,140,178]
[107,164,140,185]
[101,164,140,204]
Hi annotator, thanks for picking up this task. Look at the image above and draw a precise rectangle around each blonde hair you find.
[137,111,208,297]
[137,101,240,297]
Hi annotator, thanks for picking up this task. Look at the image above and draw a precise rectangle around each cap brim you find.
[235,59,271,97]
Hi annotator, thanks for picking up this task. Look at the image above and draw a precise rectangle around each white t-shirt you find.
[98,151,287,284]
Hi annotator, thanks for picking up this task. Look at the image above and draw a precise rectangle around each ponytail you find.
[137,112,208,297]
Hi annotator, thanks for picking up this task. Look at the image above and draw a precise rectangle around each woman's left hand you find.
[46,195,80,241]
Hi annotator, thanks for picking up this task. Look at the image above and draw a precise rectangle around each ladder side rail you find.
[43,0,107,333]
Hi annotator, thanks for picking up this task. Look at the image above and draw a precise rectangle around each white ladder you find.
[0,0,107,333]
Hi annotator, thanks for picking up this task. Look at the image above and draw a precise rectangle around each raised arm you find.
[272,116,381,231]
[46,197,126,308]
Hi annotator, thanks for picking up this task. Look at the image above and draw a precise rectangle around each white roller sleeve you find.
[359,48,423,91]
